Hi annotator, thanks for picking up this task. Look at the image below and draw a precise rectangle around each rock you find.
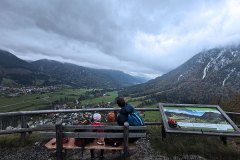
[6,126,14,130]
[34,142,40,146]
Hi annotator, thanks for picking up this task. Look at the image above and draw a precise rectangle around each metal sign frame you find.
[159,103,240,136]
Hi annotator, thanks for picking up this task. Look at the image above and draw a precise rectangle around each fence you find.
[0,108,161,136]
[0,108,240,137]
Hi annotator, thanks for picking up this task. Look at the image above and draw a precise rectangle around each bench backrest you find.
[42,123,146,139]
[40,121,146,160]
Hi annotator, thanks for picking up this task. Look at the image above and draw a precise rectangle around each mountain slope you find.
[0,50,53,86]
[0,50,32,69]
[0,49,146,87]
[31,59,144,88]
[122,45,240,103]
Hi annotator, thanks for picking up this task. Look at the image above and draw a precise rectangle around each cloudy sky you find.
[1,0,240,79]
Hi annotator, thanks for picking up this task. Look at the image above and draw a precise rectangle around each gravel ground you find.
[0,138,207,160]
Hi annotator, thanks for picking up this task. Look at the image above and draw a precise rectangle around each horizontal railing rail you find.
[0,108,159,117]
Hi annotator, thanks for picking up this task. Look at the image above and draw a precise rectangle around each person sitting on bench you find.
[90,113,104,159]
[116,96,143,143]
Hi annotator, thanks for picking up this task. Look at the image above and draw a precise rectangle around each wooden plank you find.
[218,106,240,132]
[65,132,124,138]
[0,107,159,116]
[40,132,122,138]
[64,125,146,131]
[129,126,146,130]
[40,132,146,139]
[45,138,136,150]
[36,125,55,130]
[226,112,240,116]
[85,142,136,150]
[0,125,146,135]
[64,125,124,130]
[45,138,57,149]
[129,132,146,138]
[144,122,162,125]
[45,138,79,149]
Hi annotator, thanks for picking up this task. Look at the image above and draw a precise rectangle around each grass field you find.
[0,88,90,112]
[81,91,118,105]
[1,87,160,112]
[149,125,240,159]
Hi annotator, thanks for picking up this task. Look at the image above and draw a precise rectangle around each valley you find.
[1,46,240,160]
[0,86,117,112]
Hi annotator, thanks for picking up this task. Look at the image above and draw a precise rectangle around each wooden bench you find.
[40,121,147,160]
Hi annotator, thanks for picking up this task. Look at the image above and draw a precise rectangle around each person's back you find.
[117,103,134,126]
[116,97,144,143]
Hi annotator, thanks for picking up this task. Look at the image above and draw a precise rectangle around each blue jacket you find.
[117,103,134,126]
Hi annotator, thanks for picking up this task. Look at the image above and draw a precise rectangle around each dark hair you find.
[116,97,125,107]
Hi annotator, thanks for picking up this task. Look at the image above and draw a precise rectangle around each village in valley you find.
[0,86,116,131]
[0,86,59,97]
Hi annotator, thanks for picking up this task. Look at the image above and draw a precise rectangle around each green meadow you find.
[0,88,89,112]
[81,91,118,105]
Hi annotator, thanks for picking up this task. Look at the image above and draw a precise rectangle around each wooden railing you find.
[226,111,240,125]
[0,108,161,137]
[0,108,240,137]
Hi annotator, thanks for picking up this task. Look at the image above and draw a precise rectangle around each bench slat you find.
[64,125,146,131]
[45,138,137,150]
[66,132,124,138]
[40,132,146,139]
[85,142,136,150]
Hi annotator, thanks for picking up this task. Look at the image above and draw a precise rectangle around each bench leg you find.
[90,149,104,160]
[81,148,84,159]
[123,150,129,160]
[120,151,123,159]
[90,149,95,159]
[100,150,104,160]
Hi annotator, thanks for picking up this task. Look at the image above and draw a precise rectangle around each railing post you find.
[228,114,234,122]
[0,117,2,130]
[56,120,63,160]
[123,122,129,160]
[161,125,166,141]
[21,115,27,140]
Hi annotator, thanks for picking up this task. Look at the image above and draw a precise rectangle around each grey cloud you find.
[0,0,240,79]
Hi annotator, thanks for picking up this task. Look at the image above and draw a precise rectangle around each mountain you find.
[31,59,145,88]
[0,49,32,69]
[0,50,53,86]
[121,45,240,103]
[200,112,225,121]
[0,49,145,88]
